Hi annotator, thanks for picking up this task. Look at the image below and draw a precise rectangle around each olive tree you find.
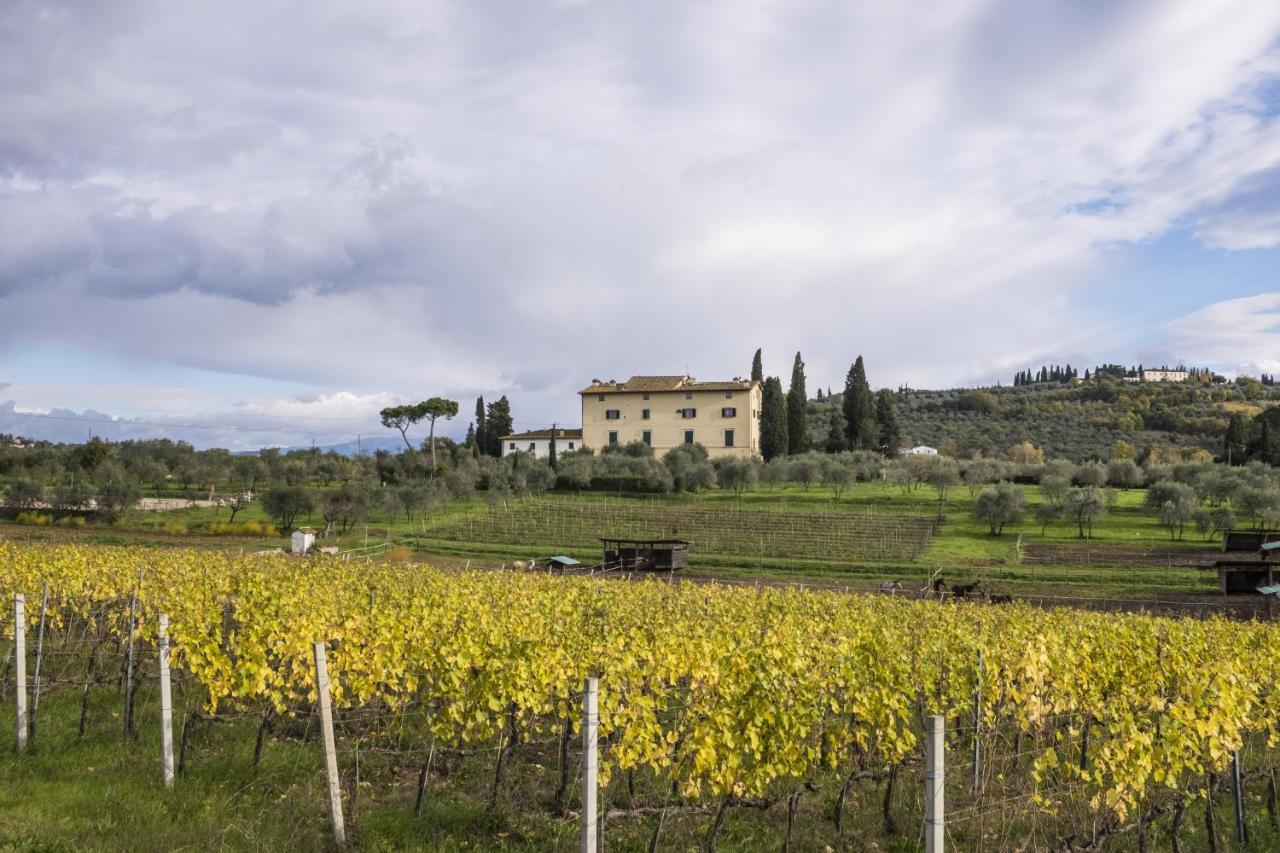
[973,482,1027,536]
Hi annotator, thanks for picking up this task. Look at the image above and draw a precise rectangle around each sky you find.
[3,0,1280,449]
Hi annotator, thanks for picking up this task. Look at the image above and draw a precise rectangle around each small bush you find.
[15,512,53,526]
[202,520,278,538]
[54,515,87,528]
[385,546,414,563]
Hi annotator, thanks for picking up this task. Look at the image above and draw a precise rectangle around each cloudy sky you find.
[4,0,1280,449]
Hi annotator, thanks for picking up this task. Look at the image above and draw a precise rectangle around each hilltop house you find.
[1141,368,1189,383]
[579,375,762,459]
[499,428,583,459]
[901,445,938,456]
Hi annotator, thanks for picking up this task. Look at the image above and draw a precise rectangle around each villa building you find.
[579,375,762,459]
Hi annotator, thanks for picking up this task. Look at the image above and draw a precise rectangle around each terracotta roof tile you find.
[579,375,757,394]
[499,428,583,440]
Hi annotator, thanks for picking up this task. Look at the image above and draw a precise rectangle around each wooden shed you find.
[1222,530,1280,552]
[1209,560,1278,594]
[600,538,689,572]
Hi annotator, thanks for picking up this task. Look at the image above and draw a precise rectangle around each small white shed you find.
[291,527,316,555]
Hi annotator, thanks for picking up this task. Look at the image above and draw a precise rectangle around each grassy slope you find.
[1,480,1224,599]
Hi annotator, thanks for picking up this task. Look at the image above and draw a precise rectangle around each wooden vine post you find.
[313,641,346,846]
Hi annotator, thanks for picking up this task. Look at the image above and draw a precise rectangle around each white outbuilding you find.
[291,527,316,555]
[500,428,583,459]
[901,445,939,456]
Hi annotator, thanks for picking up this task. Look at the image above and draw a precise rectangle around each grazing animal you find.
[930,578,948,594]
[951,581,982,600]
[987,593,1014,604]
[879,580,903,594]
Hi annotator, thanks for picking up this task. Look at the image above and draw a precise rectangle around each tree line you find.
[754,349,900,462]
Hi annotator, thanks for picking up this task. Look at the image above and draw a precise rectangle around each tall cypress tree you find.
[751,349,763,382]
[786,352,809,454]
[1224,414,1247,464]
[473,396,487,454]
[824,406,848,453]
[874,388,900,456]
[548,424,558,471]
[842,356,875,450]
[760,377,789,461]
[484,396,513,458]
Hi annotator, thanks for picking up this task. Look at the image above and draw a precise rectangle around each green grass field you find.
[0,480,1229,602]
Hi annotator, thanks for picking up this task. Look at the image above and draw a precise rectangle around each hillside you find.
[811,377,1280,461]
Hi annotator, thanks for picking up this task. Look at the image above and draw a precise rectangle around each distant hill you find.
[810,377,1280,461]
[231,435,409,457]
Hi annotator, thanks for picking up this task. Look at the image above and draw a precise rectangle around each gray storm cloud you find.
[3,0,1280,446]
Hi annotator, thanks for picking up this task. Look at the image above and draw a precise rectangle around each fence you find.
[8,585,1280,851]
[425,496,938,563]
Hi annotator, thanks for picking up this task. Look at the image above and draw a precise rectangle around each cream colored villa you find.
[579,375,763,459]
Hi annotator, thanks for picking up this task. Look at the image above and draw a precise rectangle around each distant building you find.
[579,375,762,459]
[1141,368,1189,383]
[500,428,583,459]
[291,527,316,555]
[901,445,939,456]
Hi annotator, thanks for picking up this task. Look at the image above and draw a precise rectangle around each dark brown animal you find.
[987,593,1014,604]
[952,581,982,599]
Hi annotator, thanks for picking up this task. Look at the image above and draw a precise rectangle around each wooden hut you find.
[600,538,689,572]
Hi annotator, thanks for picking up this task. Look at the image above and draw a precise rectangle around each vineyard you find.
[2,542,1280,849]
[424,496,938,563]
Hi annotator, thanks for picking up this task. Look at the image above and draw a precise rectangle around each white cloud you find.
[1167,292,1280,375]
[2,0,1280,444]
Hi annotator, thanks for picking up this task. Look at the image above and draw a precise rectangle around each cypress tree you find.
[548,424,558,471]
[751,349,763,382]
[760,377,789,461]
[874,389,900,456]
[786,352,809,454]
[842,356,875,450]
[484,396,513,458]
[824,406,848,453]
[473,397,487,453]
[1224,414,1247,464]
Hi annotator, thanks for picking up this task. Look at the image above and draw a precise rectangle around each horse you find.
[878,580,903,595]
[987,593,1014,604]
[951,581,982,600]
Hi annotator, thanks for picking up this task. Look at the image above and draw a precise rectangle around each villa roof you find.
[579,375,758,395]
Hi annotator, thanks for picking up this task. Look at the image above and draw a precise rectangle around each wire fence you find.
[6,580,1279,850]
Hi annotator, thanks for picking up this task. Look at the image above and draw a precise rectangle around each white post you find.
[14,594,26,753]
[158,614,175,788]
[313,641,346,846]
[925,714,945,853]
[581,676,599,853]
